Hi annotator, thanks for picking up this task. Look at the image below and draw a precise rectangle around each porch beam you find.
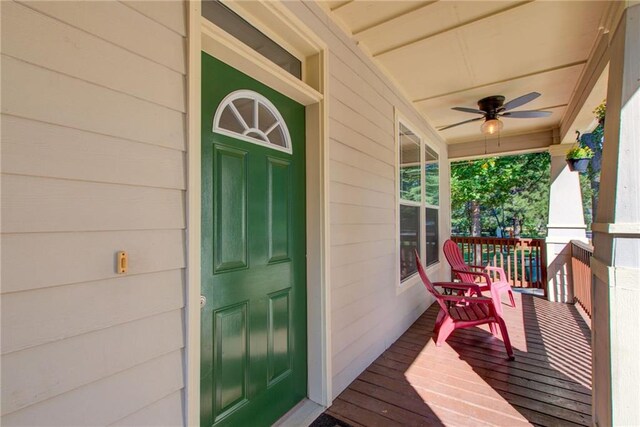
[352,2,438,37]
[414,61,584,104]
[372,1,533,58]
[447,129,554,160]
[329,0,353,12]
[559,30,610,142]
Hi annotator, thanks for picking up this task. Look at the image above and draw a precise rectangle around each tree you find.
[451,153,550,238]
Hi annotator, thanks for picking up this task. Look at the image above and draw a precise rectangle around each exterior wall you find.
[1,1,187,425]
[1,1,452,425]
[283,2,451,399]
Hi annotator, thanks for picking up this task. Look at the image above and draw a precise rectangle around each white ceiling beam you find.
[558,1,631,142]
[352,1,438,37]
[413,61,586,104]
[448,129,555,160]
[559,30,610,142]
[372,0,533,58]
[330,1,353,12]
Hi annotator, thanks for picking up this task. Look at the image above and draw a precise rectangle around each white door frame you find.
[185,2,331,424]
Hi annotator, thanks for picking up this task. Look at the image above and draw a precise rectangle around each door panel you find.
[201,53,306,427]
[213,303,248,418]
[267,158,291,263]
[267,288,291,384]
[213,145,248,272]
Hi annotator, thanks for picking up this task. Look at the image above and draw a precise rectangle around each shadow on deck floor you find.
[321,292,592,426]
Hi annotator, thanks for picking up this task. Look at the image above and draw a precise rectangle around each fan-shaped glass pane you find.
[245,131,268,142]
[258,103,277,134]
[267,125,286,148]
[218,107,246,134]
[233,98,254,129]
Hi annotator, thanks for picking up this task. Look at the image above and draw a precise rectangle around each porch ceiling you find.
[325,1,610,145]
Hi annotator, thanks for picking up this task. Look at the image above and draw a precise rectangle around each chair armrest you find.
[452,264,484,271]
[434,281,482,296]
[451,268,493,285]
[439,294,493,305]
[485,266,508,282]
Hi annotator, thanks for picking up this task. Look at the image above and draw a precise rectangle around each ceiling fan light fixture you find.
[481,118,503,135]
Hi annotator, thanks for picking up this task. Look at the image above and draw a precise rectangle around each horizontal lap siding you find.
[0,1,187,425]
[284,1,448,401]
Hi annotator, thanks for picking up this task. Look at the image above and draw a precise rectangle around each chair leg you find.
[489,321,498,337]
[435,317,455,347]
[434,310,445,333]
[508,289,516,307]
[495,316,515,360]
[491,288,504,316]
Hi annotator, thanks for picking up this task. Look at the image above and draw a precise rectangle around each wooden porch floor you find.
[325,292,592,426]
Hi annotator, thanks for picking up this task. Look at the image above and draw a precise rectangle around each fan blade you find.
[437,116,484,131]
[502,92,541,111]
[452,106,486,115]
[501,110,552,118]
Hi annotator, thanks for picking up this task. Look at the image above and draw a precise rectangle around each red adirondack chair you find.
[443,239,516,315]
[415,250,514,360]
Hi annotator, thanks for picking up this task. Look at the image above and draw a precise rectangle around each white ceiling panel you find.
[359,1,522,56]
[460,2,606,86]
[418,65,584,143]
[327,0,610,144]
[377,31,474,98]
[332,1,427,34]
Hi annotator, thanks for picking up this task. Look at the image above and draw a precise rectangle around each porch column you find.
[545,144,588,303]
[592,4,640,426]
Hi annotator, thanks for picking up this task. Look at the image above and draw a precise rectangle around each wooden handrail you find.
[570,239,593,318]
[450,236,547,292]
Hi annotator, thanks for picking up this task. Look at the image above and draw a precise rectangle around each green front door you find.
[200,53,307,427]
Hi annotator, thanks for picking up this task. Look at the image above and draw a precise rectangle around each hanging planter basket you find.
[566,158,590,172]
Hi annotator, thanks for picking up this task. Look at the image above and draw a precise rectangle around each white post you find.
[592,4,640,426]
[545,144,588,303]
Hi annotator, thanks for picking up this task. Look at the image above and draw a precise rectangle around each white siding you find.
[285,1,451,400]
[1,0,454,422]
[0,1,187,425]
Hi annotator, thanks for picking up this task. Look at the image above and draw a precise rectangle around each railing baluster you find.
[570,240,592,318]
[451,236,547,290]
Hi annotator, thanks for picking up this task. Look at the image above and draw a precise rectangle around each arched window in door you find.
[213,90,292,154]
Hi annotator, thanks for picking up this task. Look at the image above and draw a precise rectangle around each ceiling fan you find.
[438,92,552,135]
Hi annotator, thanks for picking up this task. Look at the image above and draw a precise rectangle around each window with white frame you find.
[398,120,440,282]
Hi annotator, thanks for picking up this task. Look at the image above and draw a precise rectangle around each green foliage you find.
[581,117,604,229]
[579,173,594,226]
[450,152,551,238]
[593,100,606,121]
[425,163,439,206]
[566,145,594,159]
[400,166,421,202]
[400,163,440,206]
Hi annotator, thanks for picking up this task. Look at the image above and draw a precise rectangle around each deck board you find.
[324,293,592,426]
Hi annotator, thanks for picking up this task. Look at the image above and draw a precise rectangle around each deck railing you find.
[450,236,547,290]
[571,240,593,318]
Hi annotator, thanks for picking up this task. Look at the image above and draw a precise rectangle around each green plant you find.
[566,145,594,160]
[593,100,606,121]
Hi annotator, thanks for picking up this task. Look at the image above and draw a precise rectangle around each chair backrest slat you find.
[443,240,477,283]
[414,250,449,313]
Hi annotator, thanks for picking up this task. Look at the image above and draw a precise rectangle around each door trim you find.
[186,2,331,425]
